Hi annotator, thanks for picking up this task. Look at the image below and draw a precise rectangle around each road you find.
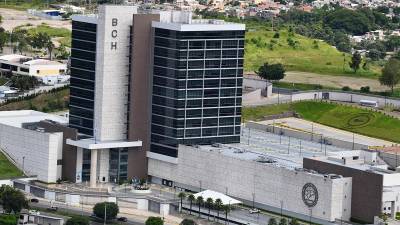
[0,83,69,104]
[246,71,398,92]
[30,198,144,225]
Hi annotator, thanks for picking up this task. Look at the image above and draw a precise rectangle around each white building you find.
[148,143,353,224]
[0,111,68,183]
[0,54,68,85]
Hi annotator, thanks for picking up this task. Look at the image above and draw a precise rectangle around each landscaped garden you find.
[243,101,400,143]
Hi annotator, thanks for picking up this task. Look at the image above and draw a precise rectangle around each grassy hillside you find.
[0,152,23,179]
[0,87,69,112]
[245,29,382,78]
[243,101,400,143]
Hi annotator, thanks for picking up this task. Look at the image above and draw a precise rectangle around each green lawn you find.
[0,0,48,10]
[27,24,71,38]
[245,29,382,78]
[243,101,400,143]
[0,152,23,179]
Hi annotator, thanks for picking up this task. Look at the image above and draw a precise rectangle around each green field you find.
[27,24,72,47]
[245,29,382,78]
[0,0,48,10]
[243,101,400,143]
[0,152,23,179]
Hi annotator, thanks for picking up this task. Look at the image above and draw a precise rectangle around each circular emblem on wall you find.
[302,183,318,208]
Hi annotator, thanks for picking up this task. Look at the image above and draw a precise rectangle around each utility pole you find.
[104,203,107,225]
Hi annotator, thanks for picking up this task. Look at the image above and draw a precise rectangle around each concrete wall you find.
[289,91,400,108]
[303,157,383,223]
[243,78,272,97]
[148,146,352,223]
[0,123,63,183]
[94,5,138,141]
[36,121,78,182]
[245,122,368,150]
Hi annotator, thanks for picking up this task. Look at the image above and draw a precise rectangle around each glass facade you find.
[109,148,128,183]
[69,21,97,136]
[151,28,244,157]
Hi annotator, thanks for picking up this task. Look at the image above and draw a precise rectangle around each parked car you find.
[28,210,40,215]
[47,206,58,211]
[30,198,39,203]
[118,217,128,222]
[249,208,260,214]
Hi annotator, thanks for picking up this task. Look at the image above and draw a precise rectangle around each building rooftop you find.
[0,110,68,128]
[0,54,31,62]
[192,127,355,170]
[23,59,63,66]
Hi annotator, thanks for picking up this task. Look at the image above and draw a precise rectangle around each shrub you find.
[273,32,280,38]
[0,214,17,225]
[342,86,351,91]
[66,216,89,225]
[146,217,164,225]
[360,86,370,93]
[93,202,119,220]
[180,219,197,225]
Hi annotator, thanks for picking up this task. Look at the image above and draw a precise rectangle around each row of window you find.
[153,67,243,79]
[155,28,245,39]
[153,96,241,108]
[151,124,241,138]
[152,115,241,128]
[152,105,241,118]
[154,47,244,60]
[155,37,244,50]
[154,57,243,70]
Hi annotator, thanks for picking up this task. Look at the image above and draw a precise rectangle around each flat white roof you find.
[0,54,31,62]
[0,110,68,128]
[152,21,245,31]
[194,190,242,205]
[72,14,98,24]
[23,59,64,66]
[67,138,142,149]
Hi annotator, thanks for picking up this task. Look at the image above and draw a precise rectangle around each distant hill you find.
[244,29,382,79]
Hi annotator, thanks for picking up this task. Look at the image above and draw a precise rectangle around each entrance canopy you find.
[66,138,142,149]
[193,190,242,205]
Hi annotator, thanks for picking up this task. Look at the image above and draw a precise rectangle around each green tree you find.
[93,202,119,221]
[196,196,204,217]
[269,218,278,225]
[205,197,213,220]
[0,185,28,213]
[187,194,195,215]
[66,216,89,225]
[214,198,223,222]
[177,192,186,213]
[255,62,286,83]
[379,58,400,94]
[289,218,300,225]
[279,218,288,225]
[180,219,196,225]
[349,52,362,73]
[0,214,18,225]
[56,44,70,59]
[145,217,163,225]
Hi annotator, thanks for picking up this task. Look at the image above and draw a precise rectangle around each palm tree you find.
[205,197,213,220]
[187,194,195,215]
[223,205,231,224]
[196,196,204,218]
[178,192,186,213]
[214,198,222,221]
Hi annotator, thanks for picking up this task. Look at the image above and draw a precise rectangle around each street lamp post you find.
[22,156,25,173]
[104,203,107,225]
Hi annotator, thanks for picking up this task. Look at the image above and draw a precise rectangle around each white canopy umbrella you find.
[193,190,242,205]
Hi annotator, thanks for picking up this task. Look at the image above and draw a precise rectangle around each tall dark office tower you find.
[150,22,245,158]
[69,19,97,136]
[67,6,245,187]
